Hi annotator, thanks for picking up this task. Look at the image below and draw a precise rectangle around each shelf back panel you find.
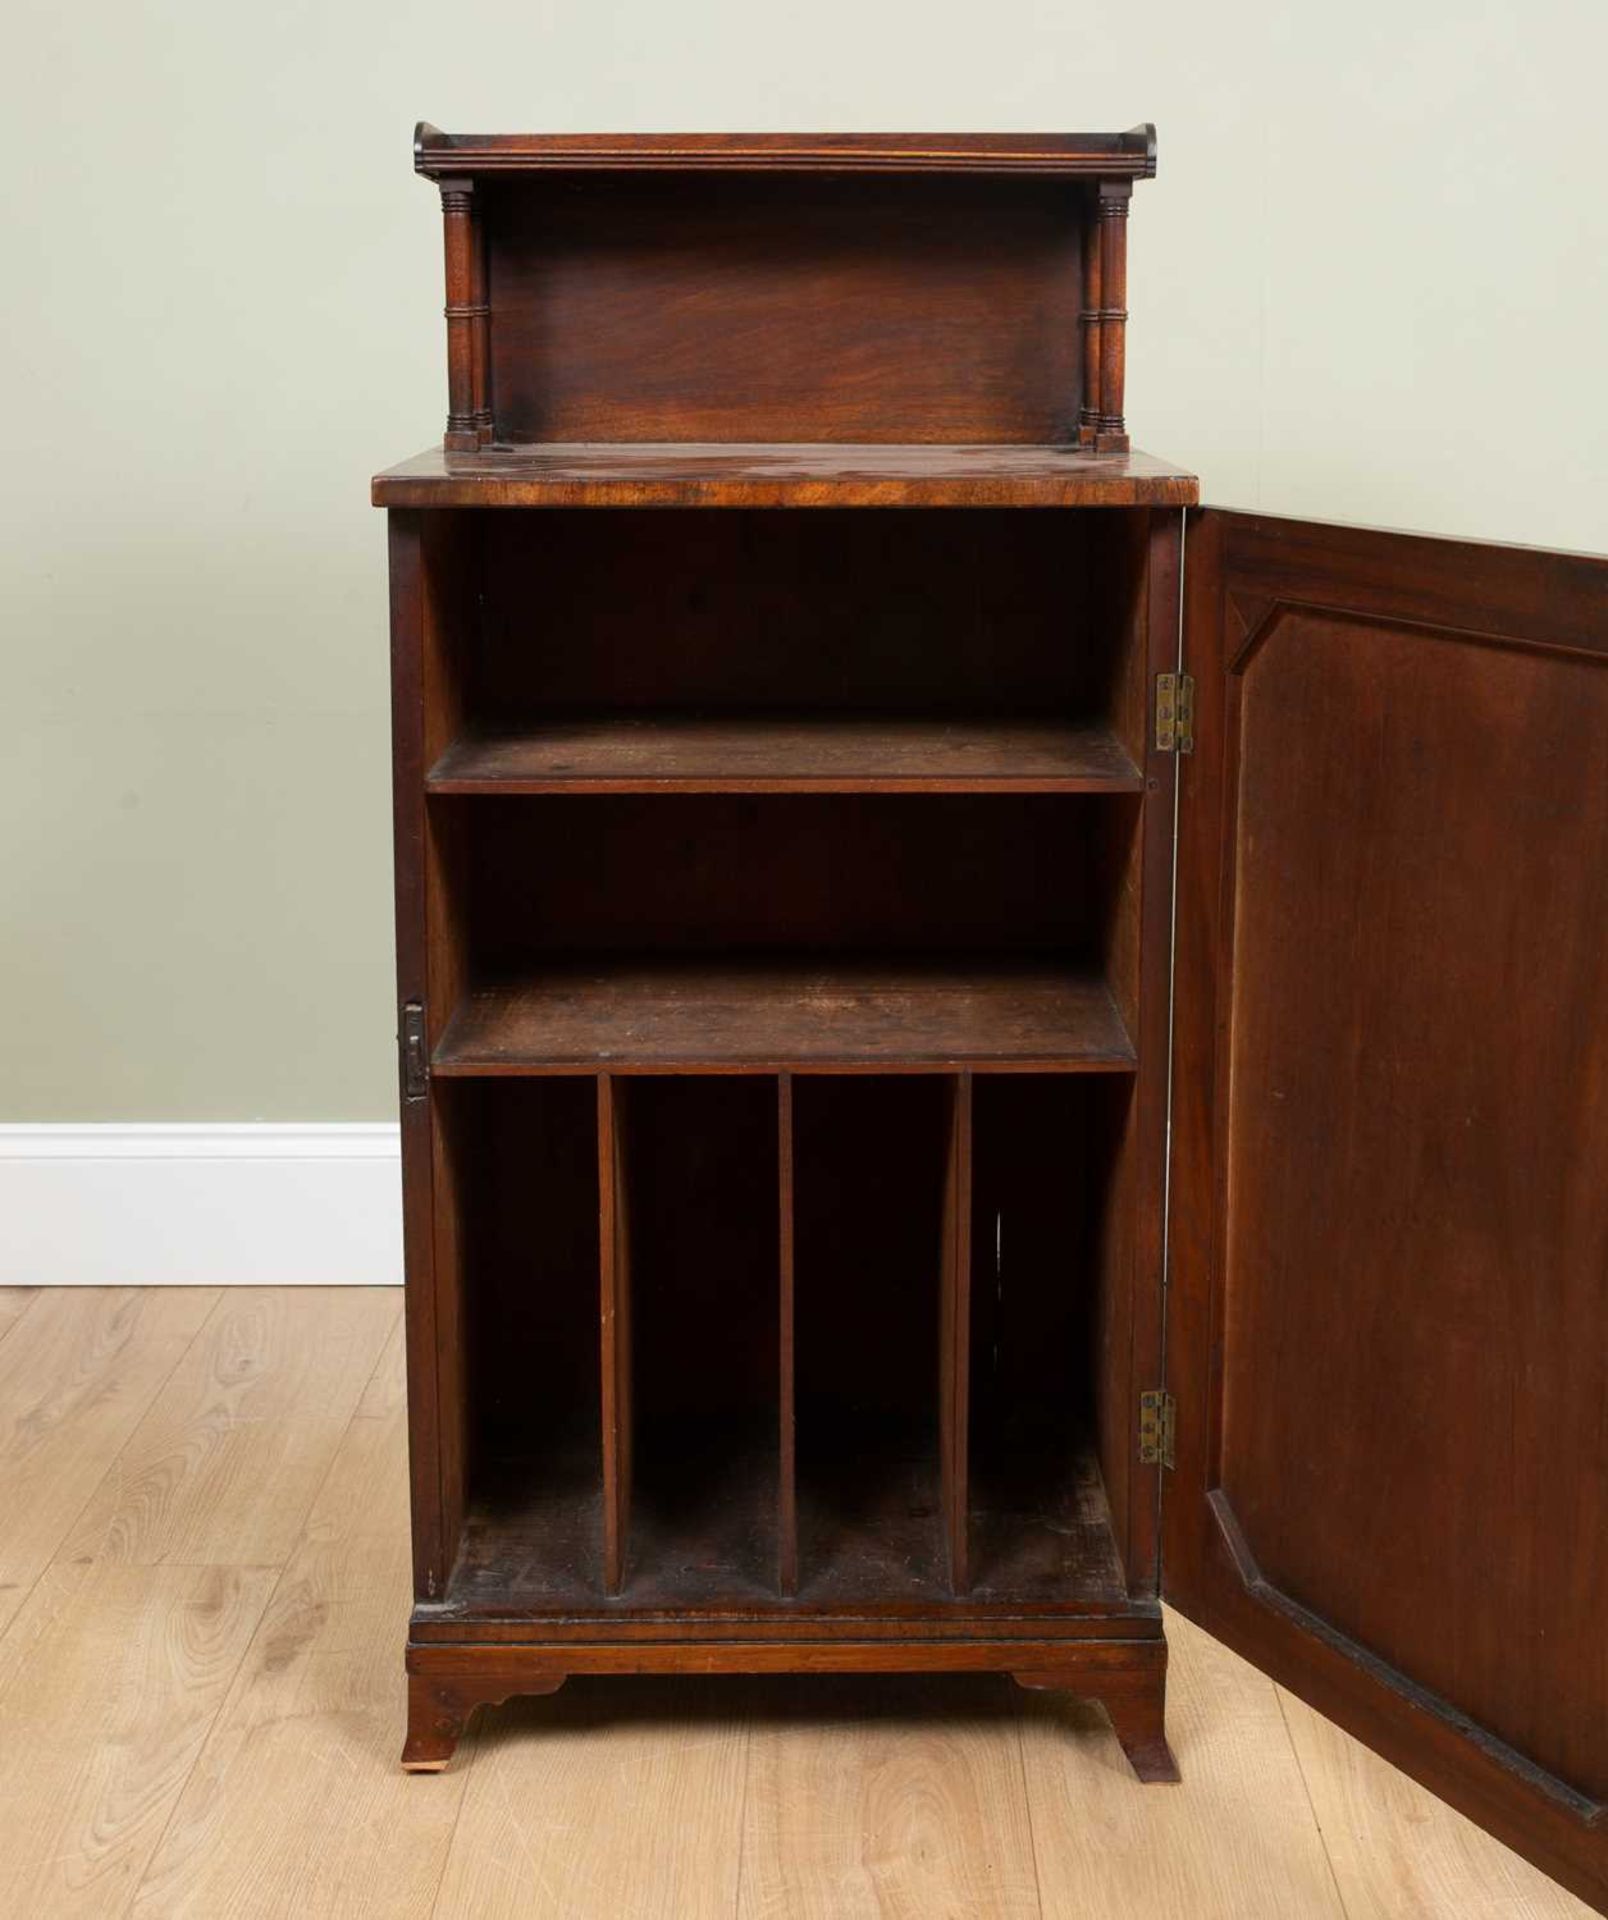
[484,174,1085,444]
[474,509,1108,720]
[459,793,1137,962]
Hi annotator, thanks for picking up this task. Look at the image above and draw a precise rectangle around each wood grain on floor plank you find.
[1019,1611,1348,1920]
[433,1678,748,1920]
[0,1291,1584,1920]
[61,1286,398,1569]
[737,1672,1041,1920]
[354,1307,406,1420]
[129,1400,462,1920]
[1278,1686,1597,1920]
[0,1287,217,1634]
[0,1561,273,1917]
[0,1289,37,1346]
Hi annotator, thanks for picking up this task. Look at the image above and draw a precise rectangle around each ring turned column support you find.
[1079,187,1103,446]
[1094,179,1132,453]
[470,205,492,445]
[438,178,484,452]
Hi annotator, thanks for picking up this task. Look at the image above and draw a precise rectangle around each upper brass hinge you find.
[400,1000,429,1102]
[1155,672,1195,754]
[1139,1388,1176,1470]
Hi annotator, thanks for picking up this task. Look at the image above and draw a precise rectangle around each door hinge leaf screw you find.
[1156,672,1195,754]
[401,1001,429,1101]
[1140,1388,1176,1469]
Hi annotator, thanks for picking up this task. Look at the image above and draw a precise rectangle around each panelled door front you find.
[1165,510,1608,1911]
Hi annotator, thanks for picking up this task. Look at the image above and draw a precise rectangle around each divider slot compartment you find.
[967,1075,1131,1604]
[791,1075,964,1603]
[605,1074,781,1601]
[444,1077,604,1610]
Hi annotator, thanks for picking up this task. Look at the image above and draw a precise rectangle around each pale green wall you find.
[5,0,1605,1119]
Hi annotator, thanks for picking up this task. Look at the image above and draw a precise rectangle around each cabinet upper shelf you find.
[413,124,1159,179]
[373,442,1199,509]
[396,122,1165,457]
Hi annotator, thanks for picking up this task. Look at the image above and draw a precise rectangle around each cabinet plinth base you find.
[402,1631,1173,1778]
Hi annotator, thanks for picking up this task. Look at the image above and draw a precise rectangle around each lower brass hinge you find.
[400,1001,429,1101]
[1155,672,1195,754]
[1139,1389,1176,1470]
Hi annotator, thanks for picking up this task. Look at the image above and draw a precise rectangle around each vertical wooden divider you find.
[939,1070,975,1595]
[778,1072,799,1596]
[599,1072,633,1595]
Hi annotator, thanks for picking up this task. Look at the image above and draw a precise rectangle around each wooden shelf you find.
[428,716,1145,795]
[434,961,1138,1075]
[373,442,1199,510]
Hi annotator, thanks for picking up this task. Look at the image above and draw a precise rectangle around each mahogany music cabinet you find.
[374,126,1608,1911]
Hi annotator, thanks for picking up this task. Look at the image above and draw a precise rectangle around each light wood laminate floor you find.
[0,1286,1588,1919]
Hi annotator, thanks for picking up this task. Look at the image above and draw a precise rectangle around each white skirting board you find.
[0,1125,403,1286]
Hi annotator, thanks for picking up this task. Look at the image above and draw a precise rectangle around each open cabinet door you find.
[1165,510,1608,1910]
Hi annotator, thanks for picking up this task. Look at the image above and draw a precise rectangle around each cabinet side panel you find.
[390,512,447,1597]
[392,510,476,1600]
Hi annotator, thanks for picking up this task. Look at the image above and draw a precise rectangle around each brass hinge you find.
[400,1001,429,1102]
[1155,672,1195,754]
[1139,1389,1176,1469]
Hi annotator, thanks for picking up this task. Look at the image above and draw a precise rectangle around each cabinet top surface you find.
[371,442,1199,509]
[414,123,1158,178]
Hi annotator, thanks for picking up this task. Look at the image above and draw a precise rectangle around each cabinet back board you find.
[484,172,1084,445]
